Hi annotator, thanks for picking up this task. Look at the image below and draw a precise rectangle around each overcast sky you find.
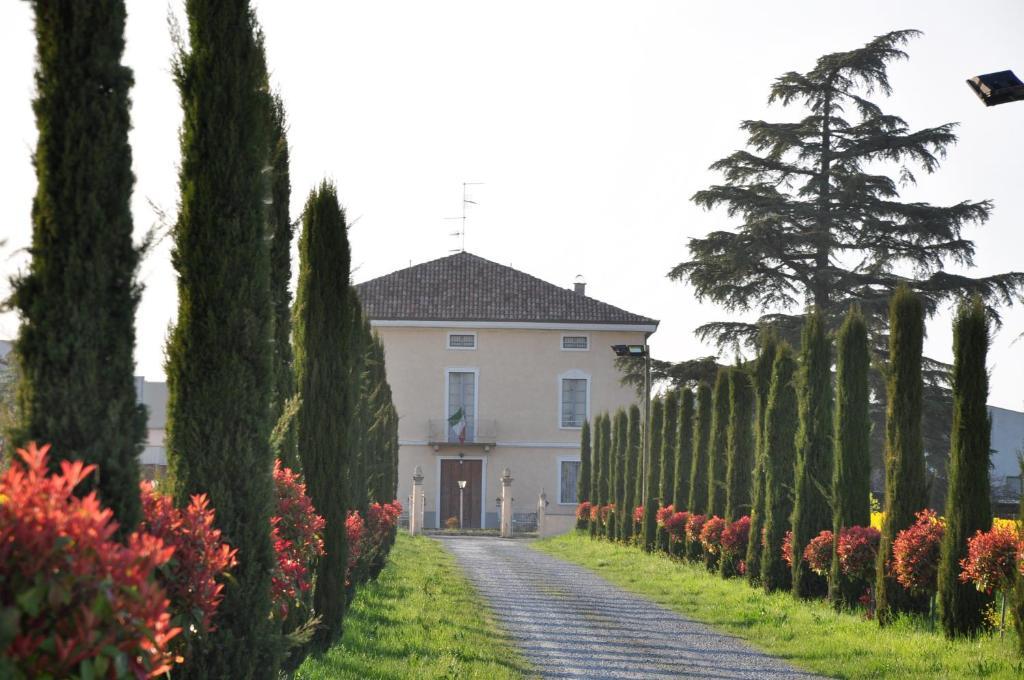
[2,1,1023,411]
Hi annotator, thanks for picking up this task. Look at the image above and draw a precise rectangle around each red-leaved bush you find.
[359,501,403,577]
[598,503,615,524]
[664,511,690,544]
[802,530,834,577]
[720,516,751,558]
[576,501,593,521]
[837,525,881,582]
[891,509,944,596]
[0,443,179,679]
[139,482,237,642]
[269,461,325,620]
[781,530,794,568]
[590,504,600,522]
[699,516,726,555]
[633,505,645,525]
[959,523,1021,595]
[656,504,675,527]
[345,510,365,587]
[686,513,707,544]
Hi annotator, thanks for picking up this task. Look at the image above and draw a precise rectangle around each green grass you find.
[297,534,530,680]
[534,532,1023,679]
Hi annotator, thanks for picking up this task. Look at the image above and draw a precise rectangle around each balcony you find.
[427,418,498,449]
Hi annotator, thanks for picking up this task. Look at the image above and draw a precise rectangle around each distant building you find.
[134,377,169,480]
[990,405,1024,516]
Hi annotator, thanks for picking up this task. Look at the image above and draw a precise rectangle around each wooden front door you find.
[440,459,482,529]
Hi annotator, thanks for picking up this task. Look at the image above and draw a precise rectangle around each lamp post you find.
[611,343,651,506]
[457,480,467,529]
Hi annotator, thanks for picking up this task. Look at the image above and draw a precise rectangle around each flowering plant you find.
[359,501,403,578]
[781,530,794,568]
[685,513,707,544]
[891,509,944,596]
[720,516,751,558]
[837,525,881,582]
[802,530,834,577]
[664,511,690,544]
[656,504,675,527]
[633,505,645,525]
[576,501,593,521]
[699,516,726,555]
[345,510,365,587]
[269,461,325,619]
[959,523,1021,595]
[598,503,615,524]
[0,443,179,679]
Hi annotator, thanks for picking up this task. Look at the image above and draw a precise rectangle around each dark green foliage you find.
[599,414,612,537]
[673,389,695,512]
[791,311,834,599]
[938,297,993,637]
[11,0,145,531]
[659,390,679,551]
[831,307,871,606]
[165,0,278,674]
[706,369,730,517]
[746,331,779,585]
[294,183,351,649]
[643,397,664,552]
[622,404,641,543]
[590,415,602,538]
[876,286,930,623]
[577,421,591,530]
[687,383,713,561]
[761,344,798,593]
[724,367,755,523]
[611,409,628,542]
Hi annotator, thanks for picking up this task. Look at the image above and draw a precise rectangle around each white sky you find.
[1,1,1022,411]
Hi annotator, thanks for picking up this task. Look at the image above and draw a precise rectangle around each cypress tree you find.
[724,367,755,522]
[673,389,695,512]
[746,331,779,585]
[938,297,993,637]
[659,390,679,551]
[165,0,277,673]
[706,368,730,517]
[612,409,628,542]
[792,310,834,599]
[11,0,145,531]
[599,414,613,537]
[760,344,798,593]
[346,302,371,517]
[876,286,930,623]
[294,183,352,647]
[831,307,871,606]
[643,397,664,552]
[590,415,603,538]
[622,403,641,543]
[687,383,712,561]
[577,420,591,530]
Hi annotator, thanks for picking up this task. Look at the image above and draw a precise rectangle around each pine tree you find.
[11,0,145,531]
[792,310,834,599]
[643,397,664,552]
[577,420,591,530]
[724,367,755,522]
[612,409,628,542]
[876,286,930,623]
[761,344,799,593]
[164,0,277,673]
[706,369,730,517]
[831,307,871,606]
[938,296,993,637]
[294,183,352,647]
[674,389,695,512]
[687,383,712,561]
[746,331,779,585]
[622,403,641,543]
[669,30,1023,493]
[659,390,679,551]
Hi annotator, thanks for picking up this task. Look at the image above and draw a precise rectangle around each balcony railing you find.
[427,418,497,447]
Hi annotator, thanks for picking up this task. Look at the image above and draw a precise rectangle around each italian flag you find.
[448,407,467,443]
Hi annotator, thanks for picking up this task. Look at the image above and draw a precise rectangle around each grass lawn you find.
[296,533,530,680]
[534,532,1023,680]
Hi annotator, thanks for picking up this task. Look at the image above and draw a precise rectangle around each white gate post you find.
[409,465,424,535]
[500,468,513,538]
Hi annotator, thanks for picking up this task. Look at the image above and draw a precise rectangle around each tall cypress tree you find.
[294,184,352,647]
[746,331,779,585]
[659,390,679,551]
[599,414,613,537]
[791,310,834,599]
[706,368,730,517]
[643,397,664,551]
[590,414,603,538]
[938,297,993,637]
[687,383,712,561]
[673,389,695,512]
[761,344,799,593]
[11,0,145,531]
[577,420,591,530]
[876,286,930,623]
[611,409,627,542]
[831,307,871,606]
[724,367,755,522]
[622,403,641,542]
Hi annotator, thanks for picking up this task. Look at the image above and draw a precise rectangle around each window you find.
[447,370,476,442]
[560,377,588,428]
[561,335,589,350]
[448,333,476,349]
[559,460,581,504]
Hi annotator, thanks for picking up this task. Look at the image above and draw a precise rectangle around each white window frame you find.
[446,331,477,350]
[444,367,480,440]
[557,369,590,430]
[557,455,582,505]
[560,333,590,351]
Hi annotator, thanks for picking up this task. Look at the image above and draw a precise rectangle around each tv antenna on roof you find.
[444,182,483,253]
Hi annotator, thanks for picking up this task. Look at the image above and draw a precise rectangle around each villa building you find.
[354,252,658,534]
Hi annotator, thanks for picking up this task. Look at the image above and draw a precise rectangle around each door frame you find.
[436,454,487,529]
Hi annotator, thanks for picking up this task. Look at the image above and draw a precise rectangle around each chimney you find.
[573,274,586,296]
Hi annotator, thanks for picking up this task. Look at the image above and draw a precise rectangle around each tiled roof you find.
[354,252,658,326]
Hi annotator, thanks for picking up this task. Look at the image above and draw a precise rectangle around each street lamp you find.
[611,343,651,508]
[966,70,1024,106]
[457,480,467,529]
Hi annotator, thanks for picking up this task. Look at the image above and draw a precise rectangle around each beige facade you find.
[378,322,650,533]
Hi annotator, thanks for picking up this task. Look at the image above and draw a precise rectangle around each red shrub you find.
[598,503,615,524]
[269,462,325,619]
[359,501,403,574]
[837,525,881,582]
[686,513,707,544]
[576,501,593,521]
[891,509,944,596]
[139,482,237,640]
[959,523,1021,595]
[699,516,727,555]
[656,504,675,527]
[721,516,751,558]
[781,530,794,568]
[345,510,365,587]
[590,504,600,522]
[633,505,645,525]
[802,530,834,577]
[664,511,690,544]
[0,443,179,678]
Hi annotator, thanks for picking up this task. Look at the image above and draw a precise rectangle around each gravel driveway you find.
[437,536,823,680]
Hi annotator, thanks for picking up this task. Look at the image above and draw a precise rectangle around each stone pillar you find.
[409,465,424,536]
[537,488,548,536]
[500,467,513,538]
